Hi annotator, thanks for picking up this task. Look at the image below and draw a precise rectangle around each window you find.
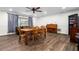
[18,16,28,26]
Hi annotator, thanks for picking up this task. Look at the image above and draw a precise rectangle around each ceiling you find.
[0,7,79,17]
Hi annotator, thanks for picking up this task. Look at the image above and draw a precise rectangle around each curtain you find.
[28,16,33,27]
[8,14,18,33]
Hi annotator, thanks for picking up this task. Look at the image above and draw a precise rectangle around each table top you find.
[21,28,46,32]
[21,28,33,32]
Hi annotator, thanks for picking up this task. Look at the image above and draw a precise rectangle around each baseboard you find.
[57,33,69,36]
[7,33,15,35]
[0,33,15,36]
[48,32,69,36]
[0,33,8,36]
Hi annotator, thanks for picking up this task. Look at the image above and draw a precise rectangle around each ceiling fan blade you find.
[25,9,31,12]
[36,7,40,9]
[26,7,32,10]
[36,10,42,12]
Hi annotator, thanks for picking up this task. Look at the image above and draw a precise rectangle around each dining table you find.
[20,28,46,45]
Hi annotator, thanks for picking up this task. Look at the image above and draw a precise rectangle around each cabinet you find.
[69,14,78,42]
[46,24,57,33]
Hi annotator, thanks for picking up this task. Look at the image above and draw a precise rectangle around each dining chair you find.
[17,27,26,42]
[31,26,39,41]
[24,31,32,45]
[34,26,45,40]
[41,26,47,39]
[38,28,44,38]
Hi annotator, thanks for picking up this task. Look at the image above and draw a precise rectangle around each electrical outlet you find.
[57,29,61,31]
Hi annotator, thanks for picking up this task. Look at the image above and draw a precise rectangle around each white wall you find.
[33,17,38,26]
[0,11,8,36]
[36,11,79,34]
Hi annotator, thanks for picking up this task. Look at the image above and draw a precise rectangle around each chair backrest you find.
[35,26,39,29]
[32,26,46,34]
[32,26,41,35]
[17,27,21,35]
[23,26,31,29]
[41,26,46,28]
[17,27,24,35]
[41,26,47,33]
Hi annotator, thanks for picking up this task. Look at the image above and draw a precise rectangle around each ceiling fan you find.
[26,7,42,13]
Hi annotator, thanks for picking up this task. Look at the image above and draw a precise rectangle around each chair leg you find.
[31,35,35,41]
[34,35,37,41]
[44,34,46,39]
[19,36,21,42]
[23,36,28,45]
[25,40,28,45]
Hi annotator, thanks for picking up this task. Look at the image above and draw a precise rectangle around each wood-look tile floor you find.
[0,33,77,51]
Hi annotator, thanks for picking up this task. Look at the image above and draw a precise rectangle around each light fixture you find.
[9,8,13,11]
[44,11,47,14]
[62,7,66,9]
[33,13,37,17]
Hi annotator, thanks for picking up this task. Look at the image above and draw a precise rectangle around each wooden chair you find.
[31,26,44,41]
[31,26,39,41]
[41,26,47,39]
[31,26,47,41]
[17,27,26,42]
[24,31,32,45]
[33,26,45,40]
[37,28,44,40]
[31,30,37,41]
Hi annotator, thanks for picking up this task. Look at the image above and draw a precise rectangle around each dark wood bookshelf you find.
[69,14,78,43]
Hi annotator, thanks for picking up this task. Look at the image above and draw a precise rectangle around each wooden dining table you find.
[20,28,46,45]
[20,28,34,45]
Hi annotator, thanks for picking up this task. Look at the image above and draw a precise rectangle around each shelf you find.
[69,14,78,43]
